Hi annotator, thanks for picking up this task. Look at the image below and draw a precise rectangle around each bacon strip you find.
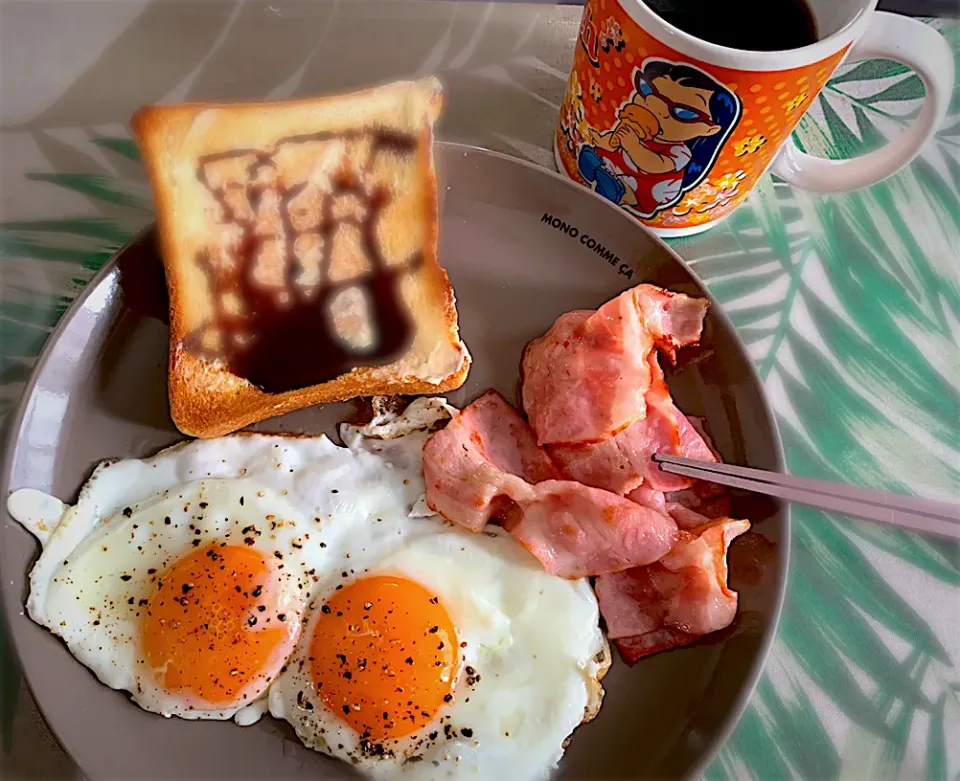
[425,282,750,662]
[422,390,558,532]
[422,391,678,577]
[595,518,749,664]
[547,355,718,495]
[521,303,651,446]
[521,285,708,445]
[506,481,679,578]
[522,285,708,447]
[665,479,733,531]
[632,284,711,363]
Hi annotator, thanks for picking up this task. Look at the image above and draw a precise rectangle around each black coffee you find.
[641,0,818,51]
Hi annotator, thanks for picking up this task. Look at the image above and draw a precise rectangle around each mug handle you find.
[770,12,954,193]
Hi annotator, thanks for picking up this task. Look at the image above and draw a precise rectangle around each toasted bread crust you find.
[133,79,469,438]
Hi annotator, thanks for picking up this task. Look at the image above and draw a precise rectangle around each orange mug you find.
[555,0,954,236]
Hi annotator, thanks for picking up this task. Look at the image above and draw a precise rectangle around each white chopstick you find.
[654,454,960,540]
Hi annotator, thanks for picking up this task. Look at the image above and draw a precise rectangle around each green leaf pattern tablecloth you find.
[0,3,957,778]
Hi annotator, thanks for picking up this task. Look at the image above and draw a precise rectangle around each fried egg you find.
[7,427,428,722]
[269,517,607,780]
[9,398,609,780]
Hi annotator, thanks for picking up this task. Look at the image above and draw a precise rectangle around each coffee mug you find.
[554,0,954,236]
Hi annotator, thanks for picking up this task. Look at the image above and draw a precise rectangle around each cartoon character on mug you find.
[577,58,741,218]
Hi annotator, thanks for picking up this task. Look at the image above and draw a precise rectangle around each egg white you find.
[9,426,430,722]
[9,398,610,779]
[269,524,607,781]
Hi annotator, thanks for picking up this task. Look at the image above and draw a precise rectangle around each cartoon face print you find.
[576,58,741,220]
[632,69,723,144]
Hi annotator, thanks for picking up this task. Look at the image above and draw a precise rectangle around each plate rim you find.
[0,140,789,779]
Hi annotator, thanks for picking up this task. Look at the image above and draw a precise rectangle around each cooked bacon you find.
[665,480,733,530]
[595,517,749,664]
[639,409,721,492]
[614,630,697,662]
[627,484,666,512]
[422,391,679,576]
[507,482,678,578]
[452,390,561,483]
[521,302,651,446]
[684,415,721,459]
[422,390,559,531]
[421,431,527,533]
[547,354,718,495]
[424,275,748,653]
[443,281,751,662]
[664,503,712,532]
[521,285,707,447]
[632,284,710,363]
[675,412,719,464]
[547,405,679,494]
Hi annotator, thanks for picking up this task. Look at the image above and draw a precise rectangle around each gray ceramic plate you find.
[1,143,787,780]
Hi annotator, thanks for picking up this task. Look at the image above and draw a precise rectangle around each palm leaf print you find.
[0,149,150,389]
[680,22,959,779]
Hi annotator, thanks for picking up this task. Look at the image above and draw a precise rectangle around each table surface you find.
[0,2,957,779]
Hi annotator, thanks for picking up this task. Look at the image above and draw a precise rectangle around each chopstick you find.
[653,454,960,540]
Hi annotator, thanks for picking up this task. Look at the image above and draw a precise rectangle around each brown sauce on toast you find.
[188,129,422,393]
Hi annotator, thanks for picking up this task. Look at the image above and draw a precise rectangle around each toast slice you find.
[132,78,470,438]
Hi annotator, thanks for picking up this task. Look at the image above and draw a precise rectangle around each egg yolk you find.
[142,545,291,706]
[310,576,459,742]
